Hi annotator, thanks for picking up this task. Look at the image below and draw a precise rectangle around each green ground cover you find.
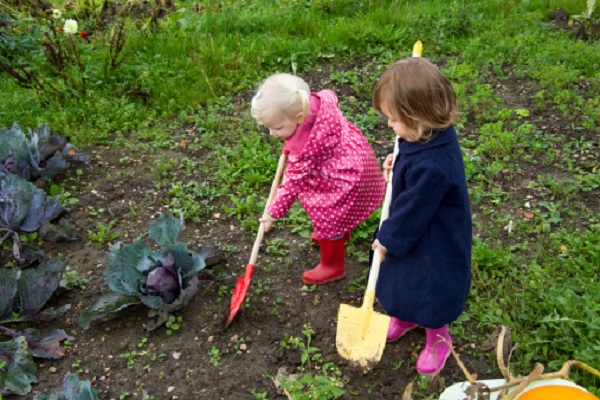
[2,0,599,397]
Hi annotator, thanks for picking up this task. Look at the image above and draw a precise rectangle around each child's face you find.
[380,102,417,140]
[262,113,303,140]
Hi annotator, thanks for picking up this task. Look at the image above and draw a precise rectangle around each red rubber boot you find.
[302,237,346,285]
[415,325,452,375]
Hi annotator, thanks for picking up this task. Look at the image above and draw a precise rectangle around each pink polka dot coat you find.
[267,90,385,240]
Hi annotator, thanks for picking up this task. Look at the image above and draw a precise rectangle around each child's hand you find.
[371,239,388,262]
[383,153,394,182]
[259,213,276,232]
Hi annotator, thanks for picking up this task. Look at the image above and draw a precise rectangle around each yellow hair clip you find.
[412,41,423,58]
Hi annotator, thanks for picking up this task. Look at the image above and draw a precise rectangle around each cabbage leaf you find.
[33,373,98,400]
[0,174,65,264]
[0,336,38,396]
[0,122,88,183]
[0,260,68,324]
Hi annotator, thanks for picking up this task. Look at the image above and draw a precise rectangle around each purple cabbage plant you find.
[0,261,72,396]
[0,122,88,184]
[80,213,211,331]
[0,174,65,265]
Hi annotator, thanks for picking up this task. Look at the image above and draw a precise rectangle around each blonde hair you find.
[251,73,311,125]
[373,57,457,142]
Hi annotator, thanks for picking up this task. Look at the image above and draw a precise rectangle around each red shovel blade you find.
[225,263,255,327]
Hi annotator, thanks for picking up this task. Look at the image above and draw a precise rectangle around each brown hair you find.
[373,57,457,142]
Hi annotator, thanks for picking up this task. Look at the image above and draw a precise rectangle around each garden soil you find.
[1,134,501,400]
[5,60,598,399]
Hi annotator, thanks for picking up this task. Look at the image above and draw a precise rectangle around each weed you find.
[217,285,230,303]
[167,181,218,222]
[251,391,268,399]
[119,351,137,368]
[48,183,79,206]
[62,266,90,291]
[87,220,119,249]
[165,315,183,336]
[265,238,290,257]
[71,359,83,374]
[209,347,221,368]
[278,326,345,400]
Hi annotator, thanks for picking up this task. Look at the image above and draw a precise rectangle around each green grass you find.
[2,0,600,394]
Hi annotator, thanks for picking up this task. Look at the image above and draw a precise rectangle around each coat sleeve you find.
[266,156,316,219]
[377,161,450,258]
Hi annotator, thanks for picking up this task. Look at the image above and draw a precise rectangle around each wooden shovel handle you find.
[366,139,399,293]
[248,151,287,266]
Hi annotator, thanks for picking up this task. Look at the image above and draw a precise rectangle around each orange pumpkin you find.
[518,385,599,400]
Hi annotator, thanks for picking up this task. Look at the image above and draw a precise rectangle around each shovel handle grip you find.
[366,139,399,293]
[248,152,287,266]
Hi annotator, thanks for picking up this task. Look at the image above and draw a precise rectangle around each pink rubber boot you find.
[386,317,418,342]
[416,325,452,375]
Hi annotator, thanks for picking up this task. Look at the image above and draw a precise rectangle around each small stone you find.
[167,386,175,393]
[49,367,57,373]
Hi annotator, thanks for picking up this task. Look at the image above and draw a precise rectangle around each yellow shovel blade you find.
[336,303,391,370]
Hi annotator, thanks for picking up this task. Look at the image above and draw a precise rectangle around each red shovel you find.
[225,151,287,328]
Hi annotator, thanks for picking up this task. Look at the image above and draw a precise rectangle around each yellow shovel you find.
[336,139,399,370]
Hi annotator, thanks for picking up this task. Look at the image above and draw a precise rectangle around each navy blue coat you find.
[376,126,472,329]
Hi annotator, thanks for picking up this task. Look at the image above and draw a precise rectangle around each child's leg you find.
[302,236,346,285]
[387,317,418,342]
[415,324,452,375]
[309,231,351,246]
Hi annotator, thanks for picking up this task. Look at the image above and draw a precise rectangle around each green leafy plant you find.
[0,261,68,324]
[209,347,221,368]
[165,315,183,336]
[0,13,129,101]
[79,213,210,331]
[0,123,87,183]
[0,174,64,264]
[0,328,73,397]
[87,220,120,249]
[278,324,345,399]
[61,266,90,291]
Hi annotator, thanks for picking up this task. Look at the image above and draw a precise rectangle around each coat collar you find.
[397,125,456,156]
